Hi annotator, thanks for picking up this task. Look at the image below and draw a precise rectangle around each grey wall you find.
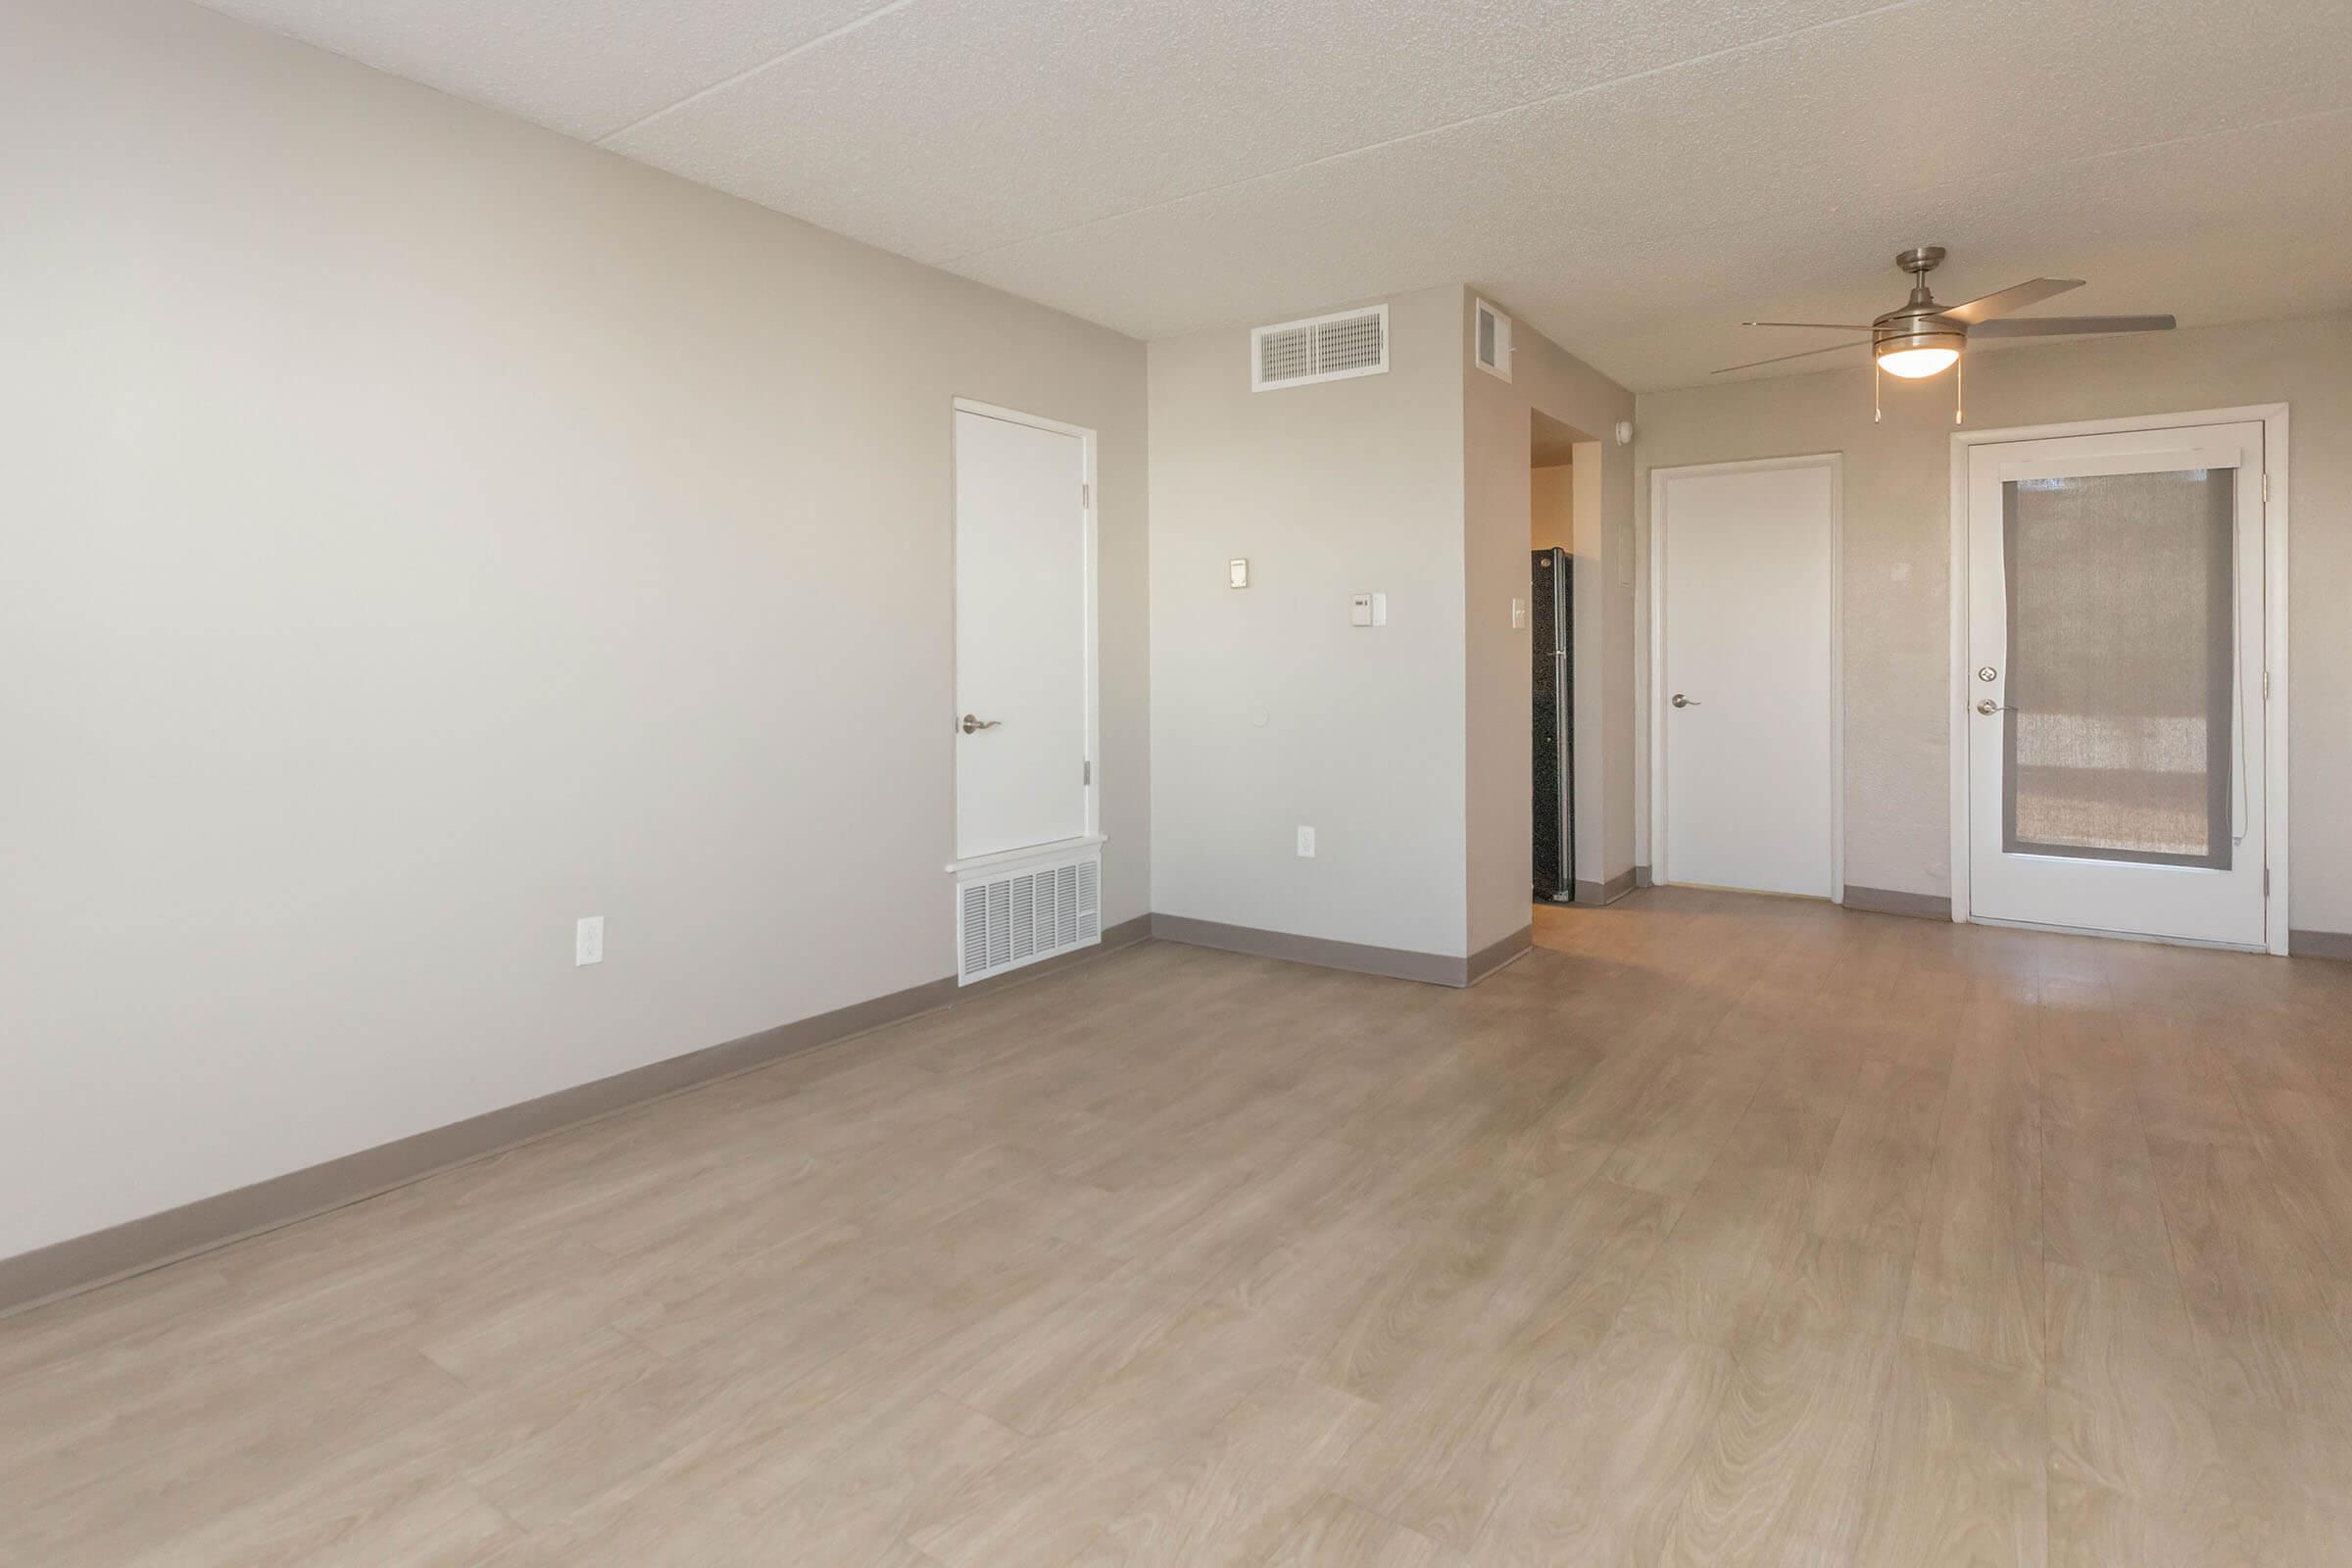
[1634,311,2352,933]
[1148,287,1468,956]
[1462,296,1637,950]
[0,0,1149,1260]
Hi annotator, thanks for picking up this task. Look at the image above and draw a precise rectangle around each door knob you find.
[1975,699,2009,715]
[1670,693,1698,709]
[958,713,1003,734]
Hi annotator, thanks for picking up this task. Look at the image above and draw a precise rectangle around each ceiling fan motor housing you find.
[1874,312,1966,359]
[1875,246,1966,369]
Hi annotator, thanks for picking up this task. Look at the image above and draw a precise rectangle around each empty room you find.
[8,0,2352,1563]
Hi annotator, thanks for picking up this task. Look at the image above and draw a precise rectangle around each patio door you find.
[1963,420,2267,947]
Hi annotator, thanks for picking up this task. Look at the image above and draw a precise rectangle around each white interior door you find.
[1965,421,2266,946]
[1656,460,1838,898]
[955,407,1092,861]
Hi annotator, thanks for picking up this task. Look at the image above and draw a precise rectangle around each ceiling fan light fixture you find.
[1876,343,1960,378]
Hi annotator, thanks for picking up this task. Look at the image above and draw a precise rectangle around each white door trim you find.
[1945,404,2289,956]
[950,397,1101,871]
[1647,452,1844,902]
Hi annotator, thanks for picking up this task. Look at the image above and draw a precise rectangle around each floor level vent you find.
[1252,304,1389,391]
[956,845,1102,984]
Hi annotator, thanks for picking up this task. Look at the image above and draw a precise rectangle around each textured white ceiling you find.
[201,0,2352,389]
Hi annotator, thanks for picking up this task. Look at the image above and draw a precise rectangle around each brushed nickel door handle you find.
[959,713,1003,734]
[1671,693,1699,709]
[1975,699,2009,715]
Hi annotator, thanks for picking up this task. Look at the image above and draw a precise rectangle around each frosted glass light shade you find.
[1878,345,1960,378]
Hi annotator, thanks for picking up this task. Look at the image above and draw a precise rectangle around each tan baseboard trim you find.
[2289,928,2352,961]
[1574,868,1639,906]
[1841,884,1954,921]
[1151,913,1478,987]
[1464,925,1533,985]
[0,913,1153,1319]
[1634,865,1652,889]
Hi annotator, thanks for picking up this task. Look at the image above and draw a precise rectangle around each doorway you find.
[1530,413,1577,903]
[1648,455,1842,899]
[1952,411,2284,951]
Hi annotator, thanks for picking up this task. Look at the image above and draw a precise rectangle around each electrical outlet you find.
[575,915,605,966]
[1296,826,1316,858]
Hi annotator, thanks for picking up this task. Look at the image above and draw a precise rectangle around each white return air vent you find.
[1251,304,1390,391]
[956,844,1102,984]
[1473,297,1513,381]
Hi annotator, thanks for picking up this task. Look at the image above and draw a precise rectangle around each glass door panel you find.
[2001,468,2234,868]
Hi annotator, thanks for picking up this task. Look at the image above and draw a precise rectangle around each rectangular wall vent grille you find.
[1258,325,1314,385]
[956,846,1102,984]
[1251,304,1389,391]
[1473,297,1513,381]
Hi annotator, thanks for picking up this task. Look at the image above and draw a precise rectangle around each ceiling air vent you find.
[1251,304,1389,391]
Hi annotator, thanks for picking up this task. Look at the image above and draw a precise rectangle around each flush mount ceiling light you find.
[1715,246,2179,423]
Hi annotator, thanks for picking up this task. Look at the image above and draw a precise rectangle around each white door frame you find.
[1647,452,1845,901]
[1946,404,2290,955]
[947,397,1102,873]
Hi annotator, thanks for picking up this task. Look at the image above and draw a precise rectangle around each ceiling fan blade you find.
[1968,314,2177,338]
[1710,340,1871,374]
[1939,276,2084,324]
[1742,320,1874,330]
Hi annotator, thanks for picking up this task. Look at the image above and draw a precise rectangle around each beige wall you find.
[1531,464,1574,554]
[1148,287,1468,956]
[1635,311,2352,936]
[1464,295,1637,950]
[1,0,1149,1259]
[1150,285,1635,963]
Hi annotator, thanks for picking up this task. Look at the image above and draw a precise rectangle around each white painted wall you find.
[1148,287,1468,957]
[0,0,1149,1260]
[1635,312,2352,936]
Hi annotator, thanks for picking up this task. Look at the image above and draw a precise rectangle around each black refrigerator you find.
[1532,549,1574,902]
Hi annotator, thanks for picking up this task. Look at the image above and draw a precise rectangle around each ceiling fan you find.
[1714,246,2177,420]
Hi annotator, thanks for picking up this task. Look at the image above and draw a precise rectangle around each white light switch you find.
[1510,597,1528,629]
[1371,592,1389,626]
[1349,593,1374,627]
[1228,558,1250,588]
[1296,826,1316,858]
[575,916,605,966]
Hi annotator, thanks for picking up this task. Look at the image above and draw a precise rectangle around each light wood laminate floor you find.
[8,888,2352,1565]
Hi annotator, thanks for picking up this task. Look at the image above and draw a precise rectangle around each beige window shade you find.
[2000,468,2234,869]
